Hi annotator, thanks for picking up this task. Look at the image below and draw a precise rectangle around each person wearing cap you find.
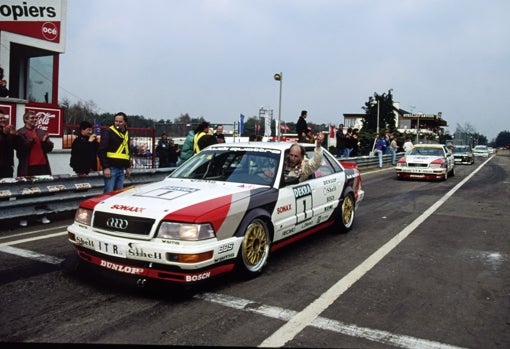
[0,109,16,178]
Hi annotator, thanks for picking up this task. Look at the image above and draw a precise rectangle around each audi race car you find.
[452,145,475,165]
[395,143,455,181]
[67,142,364,286]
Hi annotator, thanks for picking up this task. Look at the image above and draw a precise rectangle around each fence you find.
[63,124,157,169]
[0,168,173,222]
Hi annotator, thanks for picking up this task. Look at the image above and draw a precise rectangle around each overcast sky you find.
[59,0,510,140]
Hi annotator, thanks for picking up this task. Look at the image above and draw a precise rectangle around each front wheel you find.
[235,218,271,278]
[335,194,355,233]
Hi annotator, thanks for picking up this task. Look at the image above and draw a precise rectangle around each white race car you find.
[67,142,364,286]
[395,144,455,181]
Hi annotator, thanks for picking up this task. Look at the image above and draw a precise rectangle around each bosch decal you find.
[281,227,295,236]
[185,272,211,282]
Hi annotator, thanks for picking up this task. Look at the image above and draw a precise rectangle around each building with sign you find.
[0,0,66,148]
[343,102,448,139]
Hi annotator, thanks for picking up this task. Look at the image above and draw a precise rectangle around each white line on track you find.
[196,292,466,349]
[0,245,64,264]
[0,225,69,240]
[0,231,67,247]
[259,158,491,347]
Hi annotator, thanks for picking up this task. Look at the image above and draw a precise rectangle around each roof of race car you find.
[411,144,446,149]
[205,141,318,152]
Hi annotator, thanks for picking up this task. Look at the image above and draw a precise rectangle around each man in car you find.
[284,132,324,182]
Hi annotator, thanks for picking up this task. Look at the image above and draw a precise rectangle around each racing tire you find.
[450,166,455,177]
[235,218,271,279]
[335,194,355,233]
[443,170,448,181]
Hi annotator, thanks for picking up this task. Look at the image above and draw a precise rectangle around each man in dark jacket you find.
[335,123,346,158]
[98,112,131,193]
[70,120,98,175]
[296,110,310,143]
[156,132,170,167]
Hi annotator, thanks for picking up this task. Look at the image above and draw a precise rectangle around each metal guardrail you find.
[342,152,404,169]
[0,168,173,222]
[0,152,403,222]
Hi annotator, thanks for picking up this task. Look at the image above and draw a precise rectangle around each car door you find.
[443,146,454,171]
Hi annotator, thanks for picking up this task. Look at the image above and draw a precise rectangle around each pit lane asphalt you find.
[0,154,508,348]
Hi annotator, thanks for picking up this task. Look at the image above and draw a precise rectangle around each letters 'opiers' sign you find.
[0,0,64,43]
[27,106,63,137]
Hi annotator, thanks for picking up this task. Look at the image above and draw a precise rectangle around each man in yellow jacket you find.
[98,112,132,193]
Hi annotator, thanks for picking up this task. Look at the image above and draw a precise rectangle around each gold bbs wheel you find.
[238,218,271,276]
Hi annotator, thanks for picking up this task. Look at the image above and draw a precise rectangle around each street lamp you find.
[416,112,422,144]
[274,72,282,141]
[371,99,380,134]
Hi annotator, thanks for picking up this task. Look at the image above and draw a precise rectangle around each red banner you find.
[26,106,63,136]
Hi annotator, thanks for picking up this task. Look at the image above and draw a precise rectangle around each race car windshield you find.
[170,149,280,185]
[453,146,470,153]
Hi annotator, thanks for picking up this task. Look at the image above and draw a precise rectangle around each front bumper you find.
[67,223,242,283]
[395,167,446,180]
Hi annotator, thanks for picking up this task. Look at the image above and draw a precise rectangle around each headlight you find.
[156,222,215,241]
[75,208,92,226]
[429,159,445,168]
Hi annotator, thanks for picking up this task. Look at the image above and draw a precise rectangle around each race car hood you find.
[404,155,442,164]
[91,178,268,222]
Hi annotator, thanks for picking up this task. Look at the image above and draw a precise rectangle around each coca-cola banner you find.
[26,106,63,136]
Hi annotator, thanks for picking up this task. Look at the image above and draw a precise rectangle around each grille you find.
[408,163,428,168]
[93,211,155,236]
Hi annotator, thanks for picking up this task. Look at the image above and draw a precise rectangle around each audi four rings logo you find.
[106,218,129,229]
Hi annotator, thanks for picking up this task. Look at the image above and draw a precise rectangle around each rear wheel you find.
[335,194,355,233]
[236,218,271,278]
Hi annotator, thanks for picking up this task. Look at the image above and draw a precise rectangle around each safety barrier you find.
[342,152,403,169]
[0,168,173,222]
